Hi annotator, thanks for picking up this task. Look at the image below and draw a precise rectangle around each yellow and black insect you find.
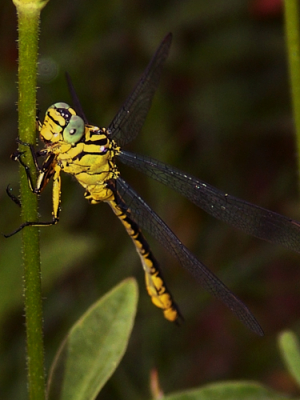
[7,33,300,336]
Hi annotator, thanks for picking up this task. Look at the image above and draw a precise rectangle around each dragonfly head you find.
[39,102,85,145]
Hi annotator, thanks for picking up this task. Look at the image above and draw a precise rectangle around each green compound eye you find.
[63,115,85,144]
[46,102,70,115]
[53,102,70,109]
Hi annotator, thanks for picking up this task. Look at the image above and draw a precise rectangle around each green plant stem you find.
[284,0,300,184]
[14,1,49,398]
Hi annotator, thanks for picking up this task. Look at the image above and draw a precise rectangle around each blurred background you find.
[1,0,300,398]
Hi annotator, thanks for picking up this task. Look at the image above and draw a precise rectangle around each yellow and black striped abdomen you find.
[109,193,181,323]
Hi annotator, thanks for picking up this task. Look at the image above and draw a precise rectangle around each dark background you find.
[1,0,300,398]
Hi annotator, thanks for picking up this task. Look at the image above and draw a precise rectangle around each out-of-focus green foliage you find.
[1,0,300,399]
[279,330,300,388]
[160,381,292,400]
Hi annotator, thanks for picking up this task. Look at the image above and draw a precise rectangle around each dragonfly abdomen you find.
[109,191,182,323]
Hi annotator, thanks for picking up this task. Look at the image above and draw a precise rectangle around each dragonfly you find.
[6,33,300,336]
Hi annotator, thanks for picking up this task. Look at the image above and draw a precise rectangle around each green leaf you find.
[160,381,292,400]
[278,330,300,388]
[47,278,138,400]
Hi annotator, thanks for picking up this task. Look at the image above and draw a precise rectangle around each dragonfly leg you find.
[6,185,21,207]
[11,150,36,192]
[4,218,59,238]
[4,151,61,238]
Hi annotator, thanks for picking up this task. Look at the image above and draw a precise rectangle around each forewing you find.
[118,150,300,254]
[108,33,172,146]
[65,72,89,124]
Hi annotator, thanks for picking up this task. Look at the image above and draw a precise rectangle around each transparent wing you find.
[65,72,89,124]
[115,177,264,336]
[108,33,172,146]
[118,150,300,254]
